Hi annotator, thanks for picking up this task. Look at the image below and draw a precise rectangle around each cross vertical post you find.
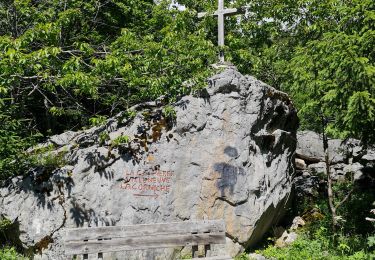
[217,0,225,63]
[198,1,244,64]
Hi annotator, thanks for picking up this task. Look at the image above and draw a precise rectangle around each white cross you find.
[198,0,244,63]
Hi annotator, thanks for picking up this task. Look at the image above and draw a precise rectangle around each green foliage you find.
[0,104,38,180]
[89,116,108,127]
[36,150,67,170]
[258,219,374,259]
[0,219,12,232]
[98,131,110,145]
[344,91,375,141]
[179,254,192,259]
[162,105,177,119]
[0,247,27,260]
[255,175,375,259]
[28,144,68,174]
[258,234,371,260]
[111,135,131,147]
[0,0,216,137]
[273,0,375,142]
[234,253,249,260]
[124,110,137,120]
[368,236,375,248]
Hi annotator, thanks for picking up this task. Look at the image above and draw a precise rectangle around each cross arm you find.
[198,8,243,18]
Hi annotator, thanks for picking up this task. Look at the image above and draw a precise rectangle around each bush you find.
[0,113,37,180]
[0,247,27,260]
[255,185,375,260]
[258,232,372,260]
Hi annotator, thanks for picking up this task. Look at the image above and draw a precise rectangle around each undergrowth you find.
[257,230,374,260]
[0,247,27,260]
[252,188,375,260]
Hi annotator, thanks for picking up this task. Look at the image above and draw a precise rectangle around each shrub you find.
[258,233,371,260]
[0,247,27,260]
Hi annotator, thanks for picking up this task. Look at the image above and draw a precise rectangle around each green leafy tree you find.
[232,0,375,142]
[0,0,217,179]
[0,0,216,135]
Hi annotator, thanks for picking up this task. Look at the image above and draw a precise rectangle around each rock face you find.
[0,68,298,259]
[296,131,345,163]
[294,131,375,197]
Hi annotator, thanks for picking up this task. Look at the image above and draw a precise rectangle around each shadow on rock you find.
[70,200,115,227]
[214,146,245,197]
[8,167,75,210]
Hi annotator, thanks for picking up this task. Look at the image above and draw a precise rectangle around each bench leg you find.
[192,245,198,258]
[205,244,211,257]
[192,245,206,258]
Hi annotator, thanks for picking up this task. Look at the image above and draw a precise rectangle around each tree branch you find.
[335,188,354,211]
[59,49,144,56]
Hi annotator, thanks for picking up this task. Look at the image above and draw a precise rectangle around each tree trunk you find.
[322,116,337,232]
[325,148,337,232]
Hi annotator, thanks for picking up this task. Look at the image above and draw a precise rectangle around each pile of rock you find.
[294,130,375,196]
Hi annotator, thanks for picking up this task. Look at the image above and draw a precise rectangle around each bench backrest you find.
[64,219,226,256]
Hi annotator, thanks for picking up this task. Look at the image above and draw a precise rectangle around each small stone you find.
[290,216,305,230]
[275,231,298,247]
[302,170,310,177]
[295,158,307,170]
[308,162,326,175]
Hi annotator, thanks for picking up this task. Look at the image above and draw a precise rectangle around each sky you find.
[169,0,186,11]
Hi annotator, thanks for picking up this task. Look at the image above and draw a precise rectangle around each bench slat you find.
[65,232,225,255]
[65,220,225,242]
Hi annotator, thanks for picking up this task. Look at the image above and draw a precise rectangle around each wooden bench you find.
[64,219,232,259]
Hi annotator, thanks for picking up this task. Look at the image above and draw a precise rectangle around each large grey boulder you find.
[296,131,346,163]
[0,68,298,259]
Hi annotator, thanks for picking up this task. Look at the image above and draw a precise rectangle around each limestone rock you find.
[0,68,298,259]
[293,175,320,197]
[295,158,306,170]
[248,253,270,260]
[296,131,346,163]
[346,138,363,159]
[343,163,365,181]
[49,131,79,147]
[362,149,375,168]
[290,216,305,231]
[275,231,298,248]
[362,150,375,161]
[308,162,327,175]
